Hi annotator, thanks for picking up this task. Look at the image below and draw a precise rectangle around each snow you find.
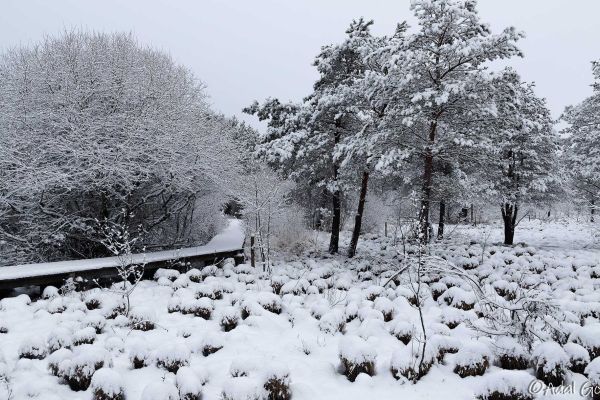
[90,368,124,396]
[0,219,244,281]
[532,341,569,373]
[176,366,203,396]
[586,357,600,384]
[338,336,377,364]
[140,381,179,400]
[1,221,600,399]
[475,370,534,398]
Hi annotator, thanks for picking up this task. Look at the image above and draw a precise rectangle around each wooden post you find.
[250,234,256,269]
[384,221,388,237]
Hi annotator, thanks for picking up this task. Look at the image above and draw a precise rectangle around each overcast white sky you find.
[1,0,599,129]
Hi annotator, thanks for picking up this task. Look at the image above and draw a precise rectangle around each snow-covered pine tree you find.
[376,0,524,242]
[245,22,375,255]
[562,61,600,222]
[314,18,398,257]
[485,70,560,245]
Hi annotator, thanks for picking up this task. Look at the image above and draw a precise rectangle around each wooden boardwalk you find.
[0,220,245,297]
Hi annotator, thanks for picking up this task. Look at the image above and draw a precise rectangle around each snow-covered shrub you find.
[220,306,240,332]
[338,336,376,382]
[180,298,213,319]
[73,327,97,346]
[365,285,384,302]
[585,357,600,400]
[390,321,413,345]
[570,324,600,358]
[474,370,534,400]
[47,348,72,376]
[176,367,203,400]
[167,296,182,314]
[441,287,476,310]
[155,343,191,373]
[262,363,291,400]
[309,301,329,320]
[357,306,384,322]
[334,276,352,291]
[453,341,491,378]
[48,327,73,353]
[47,297,67,314]
[201,333,224,356]
[129,341,152,369]
[85,314,107,334]
[187,268,203,283]
[531,341,569,386]
[319,310,346,334]
[373,297,394,322]
[281,279,310,296]
[58,345,111,391]
[564,342,590,374]
[492,280,518,301]
[229,358,255,377]
[104,337,124,353]
[440,307,465,329]
[200,265,219,279]
[221,377,261,400]
[91,368,125,400]
[256,292,282,314]
[240,300,262,320]
[494,337,529,370]
[0,323,7,334]
[172,275,190,290]
[157,277,172,287]
[42,286,60,300]
[102,299,127,320]
[429,334,460,362]
[154,268,180,282]
[430,282,448,301]
[18,336,48,360]
[195,283,223,300]
[344,302,359,323]
[129,307,156,331]
[390,345,433,383]
[141,381,179,400]
[84,292,102,310]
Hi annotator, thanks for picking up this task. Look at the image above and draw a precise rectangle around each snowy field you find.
[1,220,600,400]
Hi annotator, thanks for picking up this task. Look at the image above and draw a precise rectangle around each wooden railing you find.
[0,219,245,297]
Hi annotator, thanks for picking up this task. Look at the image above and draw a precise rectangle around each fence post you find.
[384,221,388,237]
[250,234,256,269]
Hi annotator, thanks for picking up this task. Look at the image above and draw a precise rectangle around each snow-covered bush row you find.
[1,224,600,398]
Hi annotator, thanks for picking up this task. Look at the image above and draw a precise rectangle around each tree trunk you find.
[419,121,437,242]
[437,200,445,240]
[501,203,518,245]
[592,197,595,223]
[328,125,342,254]
[328,188,341,254]
[348,171,369,258]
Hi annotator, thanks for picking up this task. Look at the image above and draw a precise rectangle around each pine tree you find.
[485,70,560,245]
[562,61,600,222]
[375,0,523,242]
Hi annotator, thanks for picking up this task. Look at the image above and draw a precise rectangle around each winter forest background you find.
[0,0,597,265]
[2,1,600,399]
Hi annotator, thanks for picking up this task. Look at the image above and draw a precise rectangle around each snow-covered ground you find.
[1,220,599,400]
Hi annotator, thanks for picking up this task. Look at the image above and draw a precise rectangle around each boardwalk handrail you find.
[0,219,245,294]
